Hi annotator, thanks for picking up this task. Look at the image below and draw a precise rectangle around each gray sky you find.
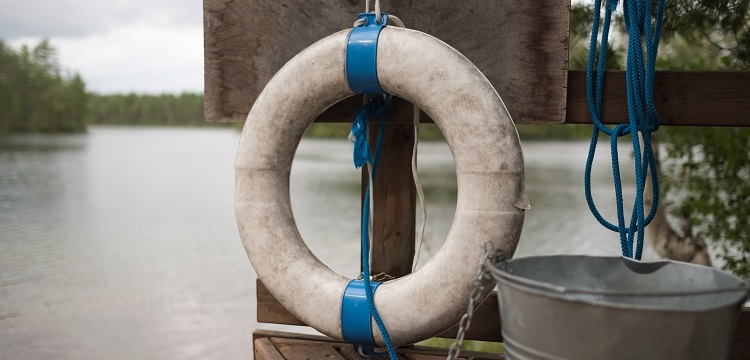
[1,0,204,94]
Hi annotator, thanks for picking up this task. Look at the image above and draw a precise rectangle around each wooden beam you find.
[225,70,750,127]
[252,329,503,360]
[367,120,416,278]
[566,70,750,127]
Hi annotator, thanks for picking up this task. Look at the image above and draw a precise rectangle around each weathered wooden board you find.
[252,329,504,360]
[368,122,416,278]
[297,71,750,127]
[566,71,750,127]
[203,0,569,124]
[254,338,285,360]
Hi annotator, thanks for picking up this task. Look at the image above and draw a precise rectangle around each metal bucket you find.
[489,255,748,360]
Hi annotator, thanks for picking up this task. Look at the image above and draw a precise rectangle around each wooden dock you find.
[203,1,750,359]
[253,330,503,360]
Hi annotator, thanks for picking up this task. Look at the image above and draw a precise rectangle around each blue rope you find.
[352,95,398,359]
[584,0,664,260]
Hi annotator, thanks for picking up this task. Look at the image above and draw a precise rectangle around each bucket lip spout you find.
[489,254,749,310]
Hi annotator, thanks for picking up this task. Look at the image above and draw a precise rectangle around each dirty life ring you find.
[235,27,529,346]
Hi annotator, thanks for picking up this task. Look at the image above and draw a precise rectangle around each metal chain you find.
[447,246,506,360]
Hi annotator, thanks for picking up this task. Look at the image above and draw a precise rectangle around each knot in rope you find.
[351,96,391,169]
[584,0,665,260]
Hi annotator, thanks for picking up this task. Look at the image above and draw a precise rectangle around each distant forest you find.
[88,92,205,126]
[0,40,212,134]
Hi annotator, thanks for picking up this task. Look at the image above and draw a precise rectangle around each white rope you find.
[368,163,375,270]
[374,0,382,23]
[355,0,383,27]
[411,105,427,272]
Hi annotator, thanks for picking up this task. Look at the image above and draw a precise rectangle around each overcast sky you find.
[1,0,204,94]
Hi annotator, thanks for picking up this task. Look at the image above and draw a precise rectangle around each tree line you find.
[87,92,206,126]
[0,40,211,133]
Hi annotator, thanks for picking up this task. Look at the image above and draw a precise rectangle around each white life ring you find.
[235,26,529,346]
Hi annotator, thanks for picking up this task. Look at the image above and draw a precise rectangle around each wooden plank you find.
[338,346,366,360]
[253,329,501,359]
[436,293,503,342]
[368,121,416,278]
[203,0,569,124]
[566,70,750,127]
[403,346,504,360]
[274,341,346,360]
[254,329,333,343]
[254,338,286,360]
[256,278,304,326]
[731,308,750,360]
[403,354,448,360]
[337,346,411,360]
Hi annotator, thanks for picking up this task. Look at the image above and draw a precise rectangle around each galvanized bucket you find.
[489,255,748,360]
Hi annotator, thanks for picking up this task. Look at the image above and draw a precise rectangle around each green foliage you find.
[87,92,208,126]
[569,3,625,71]
[571,1,750,275]
[0,39,87,133]
[662,0,750,68]
[658,1,750,275]
[662,128,750,276]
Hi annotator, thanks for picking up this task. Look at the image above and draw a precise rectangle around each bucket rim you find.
[489,255,750,299]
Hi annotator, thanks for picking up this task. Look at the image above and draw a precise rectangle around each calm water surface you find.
[0,126,656,360]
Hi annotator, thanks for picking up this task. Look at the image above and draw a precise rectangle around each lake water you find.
[0,126,656,360]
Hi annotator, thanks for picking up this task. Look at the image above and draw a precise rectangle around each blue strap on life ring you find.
[342,11,394,359]
[346,13,389,94]
[341,279,383,357]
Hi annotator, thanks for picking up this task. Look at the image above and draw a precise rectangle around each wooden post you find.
[364,114,417,279]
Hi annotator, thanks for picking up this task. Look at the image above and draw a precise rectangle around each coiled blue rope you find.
[352,95,398,359]
[584,0,664,260]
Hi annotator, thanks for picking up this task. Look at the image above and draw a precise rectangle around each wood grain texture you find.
[253,338,285,360]
[252,329,502,360]
[367,122,416,278]
[203,0,569,124]
[275,342,346,360]
[566,71,750,127]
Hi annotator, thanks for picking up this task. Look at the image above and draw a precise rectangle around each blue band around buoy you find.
[341,279,383,357]
[346,13,388,94]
